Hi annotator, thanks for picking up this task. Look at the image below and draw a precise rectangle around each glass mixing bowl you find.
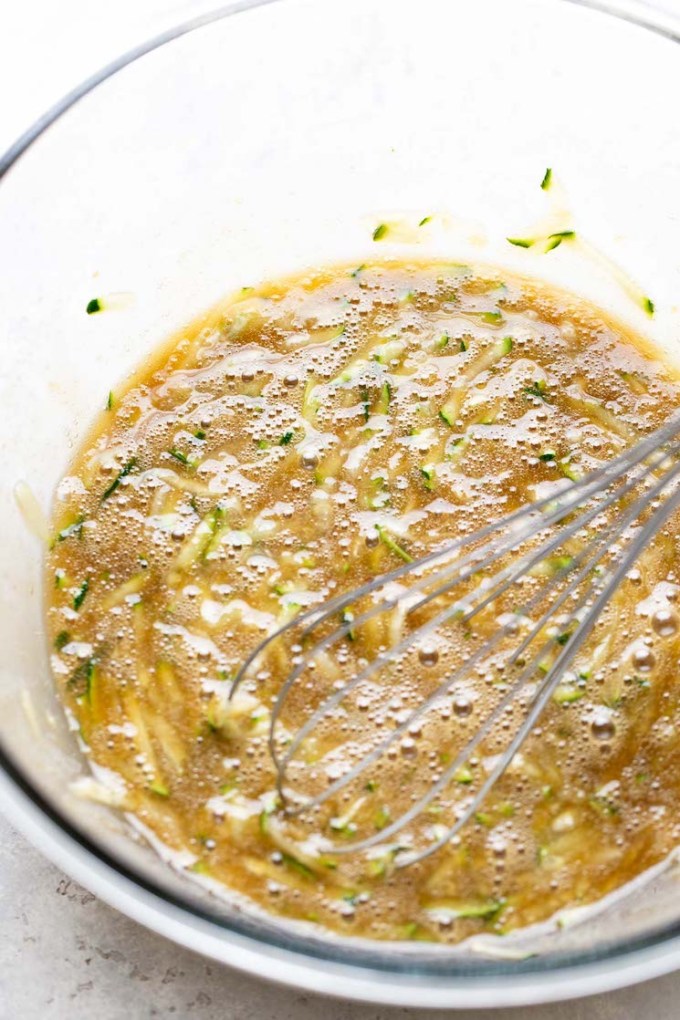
[2,0,680,1007]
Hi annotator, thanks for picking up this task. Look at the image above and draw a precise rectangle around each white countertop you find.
[3,1,680,1015]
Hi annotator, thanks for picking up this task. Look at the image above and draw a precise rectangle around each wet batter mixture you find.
[46,261,680,941]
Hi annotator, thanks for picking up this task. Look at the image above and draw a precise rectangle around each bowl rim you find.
[4,762,680,1008]
[2,0,680,1006]
[1,0,679,180]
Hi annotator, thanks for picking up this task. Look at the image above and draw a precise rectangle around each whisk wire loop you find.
[231,413,680,864]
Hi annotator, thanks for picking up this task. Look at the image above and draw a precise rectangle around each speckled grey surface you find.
[2,814,680,1018]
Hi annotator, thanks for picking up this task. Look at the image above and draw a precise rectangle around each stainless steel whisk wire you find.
[273,440,678,786]
[230,413,680,866]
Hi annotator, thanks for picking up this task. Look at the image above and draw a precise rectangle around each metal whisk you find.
[230,412,680,867]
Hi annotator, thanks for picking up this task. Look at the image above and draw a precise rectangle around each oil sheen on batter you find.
[46,261,680,942]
